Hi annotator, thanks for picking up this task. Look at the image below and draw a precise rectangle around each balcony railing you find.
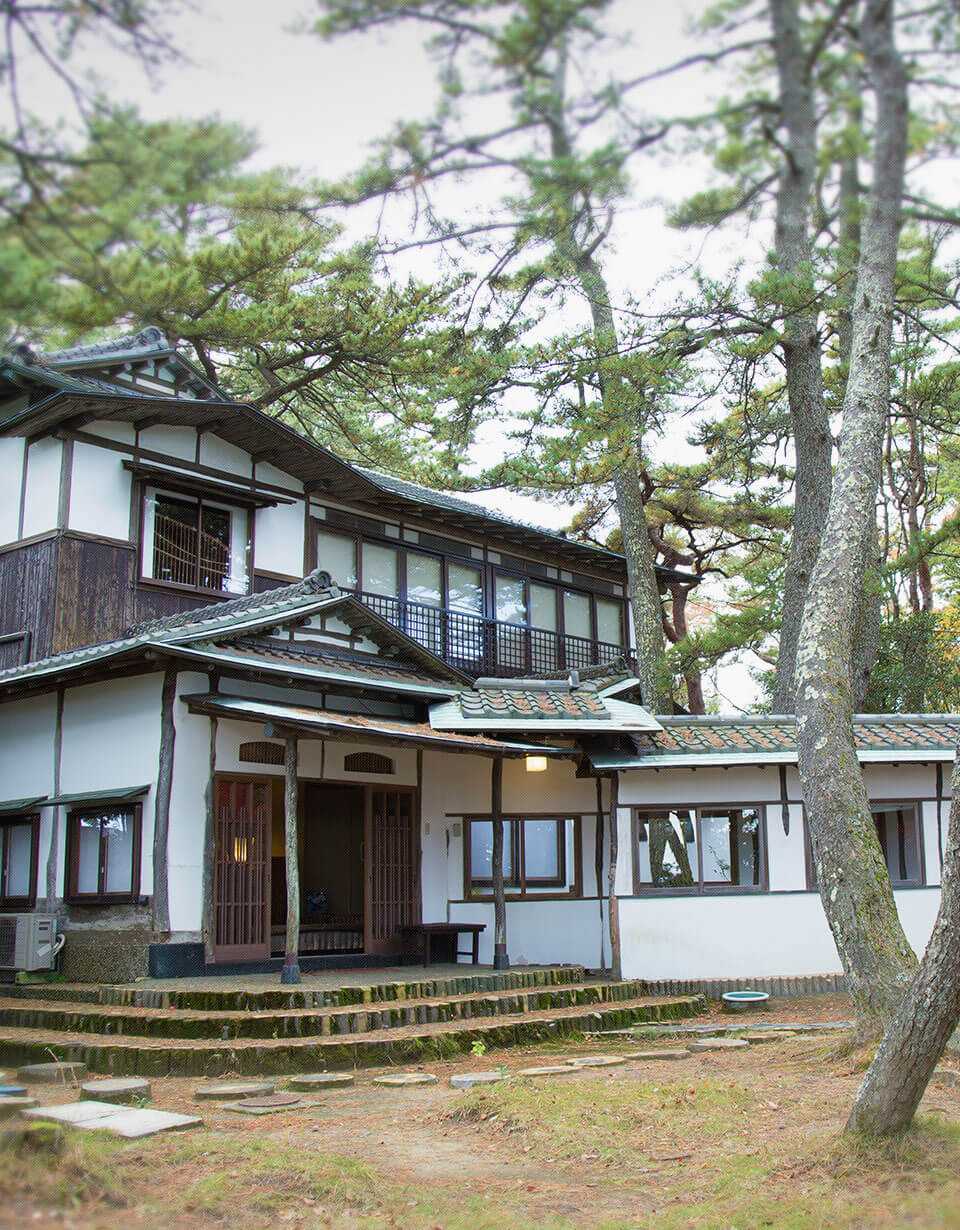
[355,590,631,678]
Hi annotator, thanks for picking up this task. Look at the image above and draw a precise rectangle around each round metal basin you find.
[721,990,770,1013]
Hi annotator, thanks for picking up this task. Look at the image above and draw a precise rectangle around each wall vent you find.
[343,752,394,775]
[239,741,284,765]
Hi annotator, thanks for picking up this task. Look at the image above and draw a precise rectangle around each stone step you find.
[0,994,706,1078]
[0,965,586,1011]
[0,980,651,1041]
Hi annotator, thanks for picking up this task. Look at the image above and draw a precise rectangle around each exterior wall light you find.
[525,755,548,773]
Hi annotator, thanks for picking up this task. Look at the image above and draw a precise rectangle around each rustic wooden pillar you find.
[282,735,301,984]
[607,773,622,980]
[201,716,218,964]
[43,687,65,911]
[491,755,508,970]
[152,666,177,933]
[595,775,607,971]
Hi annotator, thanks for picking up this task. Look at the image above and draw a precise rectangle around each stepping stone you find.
[0,1096,38,1118]
[17,1062,87,1084]
[287,1073,354,1091]
[516,1065,578,1078]
[450,1072,508,1089]
[624,1050,691,1062]
[225,1093,305,1115]
[739,1031,796,1045]
[24,1101,201,1138]
[0,1085,28,1097]
[193,1080,275,1102]
[372,1073,437,1087]
[687,1038,750,1053]
[565,1056,628,1068]
[80,1078,151,1105]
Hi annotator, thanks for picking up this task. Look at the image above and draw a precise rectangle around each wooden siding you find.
[52,536,136,655]
[0,538,58,665]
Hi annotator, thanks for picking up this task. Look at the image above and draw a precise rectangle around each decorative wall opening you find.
[239,741,284,765]
[344,752,394,775]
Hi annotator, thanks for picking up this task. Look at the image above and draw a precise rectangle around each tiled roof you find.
[203,637,456,692]
[461,686,610,721]
[587,715,960,768]
[42,327,169,365]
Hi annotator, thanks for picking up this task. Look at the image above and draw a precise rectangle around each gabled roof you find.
[587,714,960,769]
[430,677,661,735]
[0,569,470,699]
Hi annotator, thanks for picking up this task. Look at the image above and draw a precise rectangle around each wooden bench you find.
[402,922,486,966]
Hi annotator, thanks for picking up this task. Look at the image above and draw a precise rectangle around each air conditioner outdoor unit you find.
[0,914,64,972]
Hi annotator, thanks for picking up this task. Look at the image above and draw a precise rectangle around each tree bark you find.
[282,736,301,984]
[607,773,622,980]
[491,755,508,969]
[769,0,835,715]
[847,740,960,1135]
[795,0,916,1040]
[151,665,176,934]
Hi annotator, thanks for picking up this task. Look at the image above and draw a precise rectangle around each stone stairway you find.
[0,967,705,1077]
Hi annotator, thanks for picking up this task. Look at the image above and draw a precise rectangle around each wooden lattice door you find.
[213,778,271,962]
[365,788,420,953]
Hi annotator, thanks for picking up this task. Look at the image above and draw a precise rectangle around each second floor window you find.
[142,489,248,595]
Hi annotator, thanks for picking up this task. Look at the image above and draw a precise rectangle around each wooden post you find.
[607,773,622,980]
[43,687,65,911]
[491,755,508,970]
[201,715,218,964]
[595,775,606,971]
[152,666,177,934]
[282,735,301,984]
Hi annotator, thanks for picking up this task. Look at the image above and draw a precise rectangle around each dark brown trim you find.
[254,568,300,585]
[57,437,73,530]
[0,811,40,909]
[16,438,28,540]
[803,798,928,891]
[123,460,288,508]
[463,814,583,901]
[0,528,135,557]
[631,803,770,895]
[65,801,143,905]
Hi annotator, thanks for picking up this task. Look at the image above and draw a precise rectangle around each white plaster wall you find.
[21,438,61,539]
[138,425,195,463]
[922,800,945,886]
[167,673,212,935]
[58,675,162,898]
[255,461,303,494]
[254,499,305,579]
[0,436,24,545]
[618,888,941,981]
[200,433,252,478]
[213,722,418,787]
[0,692,58,904]
[85,421,135,445]
[450,898,605,967]
[67,442,132,541]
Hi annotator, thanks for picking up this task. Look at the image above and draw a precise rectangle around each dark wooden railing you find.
[154,513,230,591]
[355,590,630,678]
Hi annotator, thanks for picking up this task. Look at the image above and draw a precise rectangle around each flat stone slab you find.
[0,1085,28,1097]
[372,1073,437,1087]
[193,1080,275,1101]
[224,1094,309,1116]
[623,1050,692,1062]
[516,1065,578,1078]
[687,1038,750,1053]
[80,1078,151,1105]
[17,1062,87,1084]
[287,1073,355,1091]
[450,1072,508,1089]
[565,1056,628,1068]
[738,1031,796,1045]
[25,1101,201,1138]
[0,1096,38,1118]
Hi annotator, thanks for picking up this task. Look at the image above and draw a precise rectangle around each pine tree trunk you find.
[769,0,834,715]
[847,742,960,1135]
[795,0,916,1040]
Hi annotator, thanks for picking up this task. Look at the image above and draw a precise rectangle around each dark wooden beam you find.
[491,755,508,970]
[282,736,301,984]
[152,666,177,934]
[607,773,621,980]
[201,713,218,963]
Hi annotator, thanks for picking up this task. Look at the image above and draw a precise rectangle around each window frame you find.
[309,516,628,652]
[66,802,143,905]
[631,804,769,896]
[463,814,581,901]
[139,483,249,598]
[0,813,39,909]
[804,799,926,890]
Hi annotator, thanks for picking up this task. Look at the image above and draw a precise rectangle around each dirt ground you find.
[3,994,960,1229]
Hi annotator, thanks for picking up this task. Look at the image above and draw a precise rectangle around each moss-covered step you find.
[0,979,653,1041]
[0,994,706,1078]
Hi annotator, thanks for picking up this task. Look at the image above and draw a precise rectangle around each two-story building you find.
[0,329,950,984]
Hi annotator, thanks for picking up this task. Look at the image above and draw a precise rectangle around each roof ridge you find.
[41,326,169,365]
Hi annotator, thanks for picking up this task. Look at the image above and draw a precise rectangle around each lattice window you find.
[239,741,284,765]
[343,752,394,775]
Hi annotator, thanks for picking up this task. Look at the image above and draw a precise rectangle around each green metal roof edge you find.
[0,795,47,814]
[45,785,150,806]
